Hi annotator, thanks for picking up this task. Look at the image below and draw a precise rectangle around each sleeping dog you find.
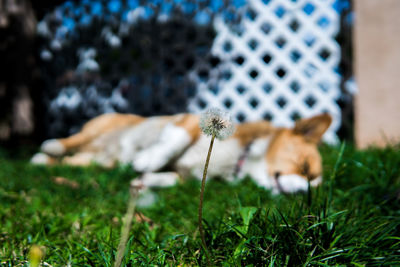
[31,112,332,194]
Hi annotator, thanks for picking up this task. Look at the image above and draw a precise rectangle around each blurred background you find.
[0,0,357,149]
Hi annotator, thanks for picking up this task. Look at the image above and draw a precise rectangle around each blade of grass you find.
[328,142,346,208]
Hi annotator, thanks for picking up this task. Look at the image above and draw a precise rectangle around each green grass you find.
[1,144,400,266]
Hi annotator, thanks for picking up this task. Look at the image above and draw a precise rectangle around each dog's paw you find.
[30,152,53,165]
[41,139,65,156]
[140,172,179,188]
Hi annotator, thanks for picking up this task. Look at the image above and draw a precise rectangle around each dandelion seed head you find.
[199,108,235,140]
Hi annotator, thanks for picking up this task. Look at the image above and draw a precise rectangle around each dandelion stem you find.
[198,134,215,265]
[114,185,138,267]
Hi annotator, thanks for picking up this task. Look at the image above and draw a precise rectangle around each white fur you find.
[247,137,270,159]
[176,135,242,180]
[310,176,322,187]
[176,136,278,191]
[239,138,276,190]
[133,124,192,172]
[118,118,168,164]
[41,139,65,156]
[277,174,309,193]
[87,129,126,165]
[133,172,179,188]
[240,159,271,187]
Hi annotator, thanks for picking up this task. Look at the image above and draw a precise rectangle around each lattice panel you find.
[187,0,342,143]
[37,0,343,142]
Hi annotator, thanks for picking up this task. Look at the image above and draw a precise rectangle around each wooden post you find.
[354,0,400,148]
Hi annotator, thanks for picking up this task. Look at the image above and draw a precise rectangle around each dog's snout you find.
[275,174,309,193]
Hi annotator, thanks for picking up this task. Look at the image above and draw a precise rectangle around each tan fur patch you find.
[60,113,145,151]
[233,121,275,146]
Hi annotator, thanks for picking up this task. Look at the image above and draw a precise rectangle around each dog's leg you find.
[41,131,94,156]
[40,113,144,156]
[31,151,96,167]
[133,114,200,172]
[61,152,97,166]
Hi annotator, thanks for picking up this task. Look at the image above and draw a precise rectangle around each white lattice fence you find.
[188,0,341,143]
[38,0,344,141]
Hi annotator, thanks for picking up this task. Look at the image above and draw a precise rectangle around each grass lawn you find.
[0,144,399,266]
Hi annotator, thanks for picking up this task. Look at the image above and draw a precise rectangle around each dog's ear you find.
[293,114,332,143]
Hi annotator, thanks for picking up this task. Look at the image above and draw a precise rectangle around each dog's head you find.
[266,114,332,193]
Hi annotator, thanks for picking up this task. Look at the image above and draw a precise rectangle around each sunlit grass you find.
[0,144,399,265]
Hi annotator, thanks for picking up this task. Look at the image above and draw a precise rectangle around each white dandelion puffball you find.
[199,108,235,140]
